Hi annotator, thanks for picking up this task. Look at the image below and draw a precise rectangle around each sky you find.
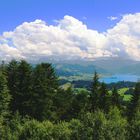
[0,0,140,62]
[1,0,140,33]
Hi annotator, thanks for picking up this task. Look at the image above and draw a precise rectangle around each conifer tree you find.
[99,82,110,112]
[0,61,6,73]
[6,60,19,112]
[7,60,33,116]
[0,71,11,118]
[16,60,33,116]
[111,87,121,108]
[128,110,140,140]
[128,82,140,119]
[32,63,59,120]
[90,71,100,112]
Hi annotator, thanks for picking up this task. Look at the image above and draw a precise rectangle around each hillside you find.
[53,58,140,82]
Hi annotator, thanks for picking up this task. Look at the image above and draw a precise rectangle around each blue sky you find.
[0,0,140,62]
[0,0,140,33]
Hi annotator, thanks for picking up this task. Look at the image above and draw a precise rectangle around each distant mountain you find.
[118,63,140,75]
[92,58,138,74]
[54,62,108,77]
[93,58,140,75]
[53,58,140,78]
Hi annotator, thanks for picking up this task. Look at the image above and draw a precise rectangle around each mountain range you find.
[53,58,140,79]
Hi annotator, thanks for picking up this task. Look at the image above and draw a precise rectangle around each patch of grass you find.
[118,88,132,101]
[59,73,94,81]
[118,88,129,95]
[61,82,72,90]
[123,94,132,101]
[74,88,89,92]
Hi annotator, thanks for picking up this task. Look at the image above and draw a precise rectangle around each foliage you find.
[105,107,127,140]
[128,111,140,140]
[128,82,140,119]
[0,71,11,118]
[0,60,140,139]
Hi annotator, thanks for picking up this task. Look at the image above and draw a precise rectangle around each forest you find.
[0,60,140,140]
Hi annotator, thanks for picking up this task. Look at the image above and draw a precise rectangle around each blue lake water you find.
[100,74,140,83]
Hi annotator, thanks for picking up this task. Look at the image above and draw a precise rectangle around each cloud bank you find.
[0,13,140,62]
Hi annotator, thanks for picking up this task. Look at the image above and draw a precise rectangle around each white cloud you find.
[108,16,118,21]
[0,13,140,62]
[106,13,140,60]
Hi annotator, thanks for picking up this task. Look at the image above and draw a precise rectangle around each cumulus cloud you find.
[0,13,140,62]
[106,13,140,60]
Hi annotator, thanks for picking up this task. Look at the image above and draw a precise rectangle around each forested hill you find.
[53,59,140,79]
[0,60,140,139]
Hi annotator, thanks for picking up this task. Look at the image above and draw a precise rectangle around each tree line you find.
[0,60,140,140]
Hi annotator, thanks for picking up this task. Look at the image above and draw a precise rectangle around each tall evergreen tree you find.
[16,60,33,116]
[7,60,33,116]
[55,86,74,120]
[6,60,19,112]
[0,61,6,73]
[99,82,110,112]
[128,82,140,119]
[90,71,100,112]
[32,63,59,120]
[0,71,11,118]
[128,110,140,140]
[111,87,121,108]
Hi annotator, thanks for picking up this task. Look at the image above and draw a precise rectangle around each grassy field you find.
[74,88,89,93]
[61,83,133,101]
[60,82,72,90]
[59,74,93,81]
[118,88,132,101]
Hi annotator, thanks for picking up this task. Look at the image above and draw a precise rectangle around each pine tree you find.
[111,87,121,108]
[128,82,140,119]
[16,60,33,116]
[128,110,140,140]
[55,86,74,120]
[0,71,11,118]
[6,60,19,112]
[90,71,100,112]
[99,82,110,112]
[0,61,6,73]
[7,60,33,116]
[32,63,59,120]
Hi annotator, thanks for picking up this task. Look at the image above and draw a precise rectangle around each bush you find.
[19,120,54,140]
[69,119,83,140]
[105,107,127,140]
[53,121,71,140]
[128,111,140,140]
[80,110,107,140]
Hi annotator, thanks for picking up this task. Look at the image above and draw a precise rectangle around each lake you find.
[100,74,140,83]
